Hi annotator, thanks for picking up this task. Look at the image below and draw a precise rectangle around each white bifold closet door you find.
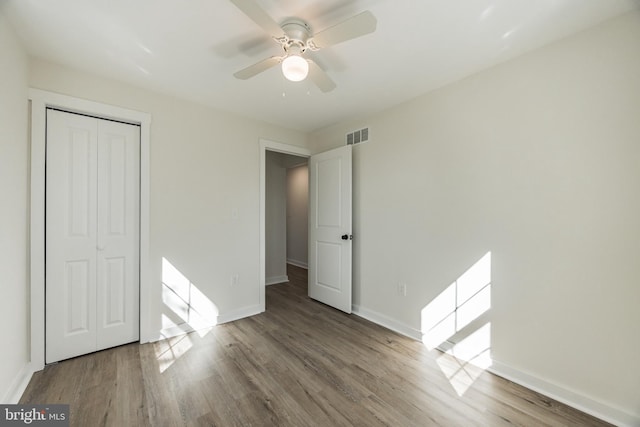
[46,109,140,364]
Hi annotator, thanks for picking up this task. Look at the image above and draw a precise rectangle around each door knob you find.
[341,234,352,240]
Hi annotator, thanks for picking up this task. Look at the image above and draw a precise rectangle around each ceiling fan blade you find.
[234,56,282,80]
[229,0,284,37]
[308,61,336,93]
[310,11,377,50]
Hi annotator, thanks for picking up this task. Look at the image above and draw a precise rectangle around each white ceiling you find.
[3,0,638,132]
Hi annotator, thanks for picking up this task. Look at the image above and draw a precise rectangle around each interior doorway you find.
[259,140,310,311]
[260,141,353,314]
[265,150,309,288]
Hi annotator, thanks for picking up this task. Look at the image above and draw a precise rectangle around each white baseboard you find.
[217,304,262,324]
[1,362,34,404]
[489,360,638,427]
[287,259,308,269]
[353,304,637,426]
[352,304,422,341]
[156,323,198,341]
[154,304,263,341]
[266,275,289,286]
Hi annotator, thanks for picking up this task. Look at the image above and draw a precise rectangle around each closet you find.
[45,109,140,363]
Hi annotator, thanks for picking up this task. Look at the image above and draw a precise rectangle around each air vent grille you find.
[346,127,370,145]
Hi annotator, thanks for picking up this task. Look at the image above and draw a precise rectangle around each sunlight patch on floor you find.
[436,322,492,396]
[155,333,194,373]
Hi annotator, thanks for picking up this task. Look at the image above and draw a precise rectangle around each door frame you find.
[29,89,152,371]
[259,139,310,311]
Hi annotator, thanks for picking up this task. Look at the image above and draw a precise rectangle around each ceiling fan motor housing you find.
[279,19,312,55]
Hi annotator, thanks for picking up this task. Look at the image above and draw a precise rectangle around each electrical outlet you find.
[231,274,239,286]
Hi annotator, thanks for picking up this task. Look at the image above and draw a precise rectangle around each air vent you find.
[346,127,370,145]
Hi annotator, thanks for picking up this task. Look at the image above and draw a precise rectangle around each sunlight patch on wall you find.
[162,257,219,337]
[159,257,220,373]
[421,252,492,396]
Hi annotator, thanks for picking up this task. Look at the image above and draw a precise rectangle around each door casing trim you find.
[29,89,152,371]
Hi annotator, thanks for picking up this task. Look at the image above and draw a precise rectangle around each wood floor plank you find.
[20,264,613,426]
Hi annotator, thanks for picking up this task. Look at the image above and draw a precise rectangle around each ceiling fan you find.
[229,0,377,92]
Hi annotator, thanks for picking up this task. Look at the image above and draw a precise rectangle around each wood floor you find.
[21,264,611,426]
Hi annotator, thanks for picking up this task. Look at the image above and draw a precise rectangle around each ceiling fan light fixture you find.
[281,55,309,82]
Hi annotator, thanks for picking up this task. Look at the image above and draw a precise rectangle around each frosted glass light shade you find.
[282,55,309,82]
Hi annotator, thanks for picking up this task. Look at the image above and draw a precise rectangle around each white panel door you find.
[46,109,140,363]
[96,119,140,350]
[308,145,352,313]
[46,110,99,363]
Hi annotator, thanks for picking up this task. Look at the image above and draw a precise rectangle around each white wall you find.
[0,11,30,402]
[310,10,640,425]
[286,164,308,268]
[28,58,308,337]
[265,151,288,284]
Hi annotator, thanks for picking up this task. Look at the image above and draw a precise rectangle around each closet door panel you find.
[96,119,140,350]
[46,110,99,363]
